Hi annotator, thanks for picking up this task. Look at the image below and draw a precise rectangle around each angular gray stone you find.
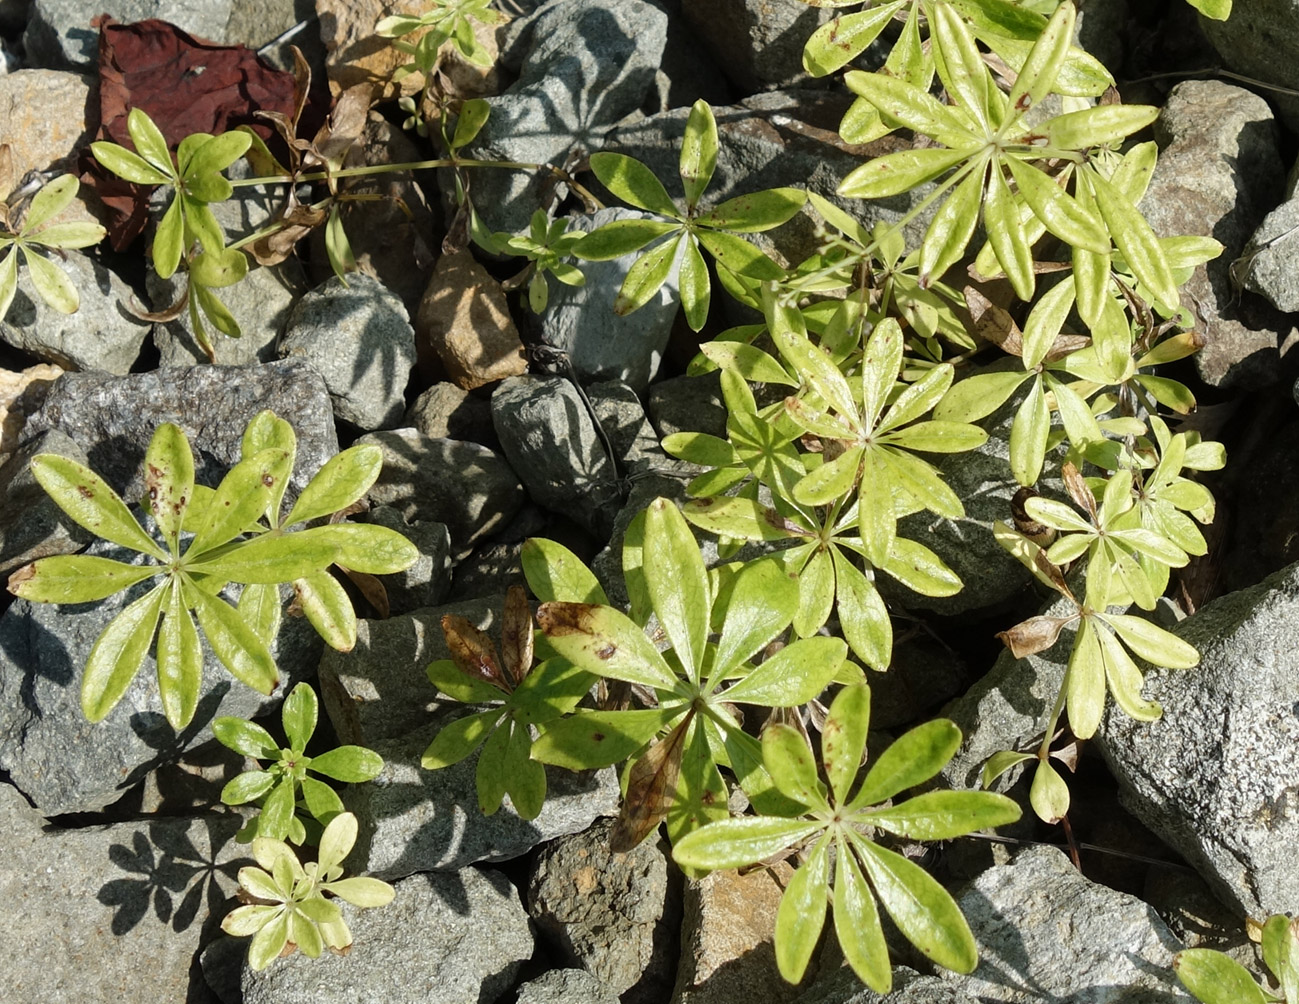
[795,967,976,1004]
[279,273,415,430]
[0,428,92,576]
[516,969,622,1004]
[1096,559,1299,919]
[943,845,1187,1001]
[680,0,831,92]
[0,250,151,374]
[404,381,496,447]
[649,371,727,440]
[467,0,667,236]
[1142,80,1297,390]
[1237,192,1299,313]
[356,507,452,614]
[22,359,338,506]
[1200,0,1299,134]
[317,603,620,878]
[0,782,247,1004]
[25,0,233,69]
[355,428,525,553]
[589,379,663,470]
[492,374,620,536]
[540,208,681,393]
[238,868,533,1004]
[0,539,322,814]
[528,817,679,1002]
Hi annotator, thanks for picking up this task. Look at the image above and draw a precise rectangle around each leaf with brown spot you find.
[501,584,534,686]
[1061,461,1097,521]
[611,715,691,852]
[442,614,509,692]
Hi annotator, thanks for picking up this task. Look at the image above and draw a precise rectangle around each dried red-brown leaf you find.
[610,715,690,852]
[1061,461,1098,522]
[996,614,1076,659]
[501,584,534,687]
[964,285,1024,357]
[247,204,327,266]
[442,613,509,692]
[340,567,390,619]
[84,16,304,249]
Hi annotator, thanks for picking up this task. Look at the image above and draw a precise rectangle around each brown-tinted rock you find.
[0,363,61,458]
[0,69,93,177]
[317,0,427,99]
[416,252,528,390]
[672,862,808,1004]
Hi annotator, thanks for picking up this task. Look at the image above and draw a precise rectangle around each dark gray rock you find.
[492,374,620,536]
[24,0,232,69]
[1096,559,1299,919]
[589,379,663,469]
[0,428,92,576]
[515,969,622,1004]
[466,0,668,236]
[404,381,497,448]
[356,507,452,614]
[0,782,248,1004]
[21,359,338,507]
[1200,0,1299,134]
[0,250,151,374]
[1142,80,1297,390]
[649,372,727,440]
[354,428,525,554]
[0,539,322,814]
[1236,191,1299,313]
[238,868,533,1004]
[528,817,679,1002]
[539,208,681,393]
[279,274,416,430]
[795,967,976,1004]
[679,0,832,92]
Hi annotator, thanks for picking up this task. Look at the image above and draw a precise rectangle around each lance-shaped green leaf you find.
[7,555,158,604]
[1262,914,1299,1004]
[823,682,870,806]
[30,455,165,558]
[283,445,383,526]
[1088,169,1178,309]
[695,188,807,233]
[839,146,969,200]
[157,581,203,728]
[1174,950,1268,1004]
[521,536,608,604]
[643,497,710,678]
[803,1,906,77]
[710,557,798,679]
[841,71,975,150]
[680,100,718,211]
[721,636,847,708]
[866,789,1022,841]
[775,835,831,982]
[590,152,681,217]
[835,836,892,993]
[189,583,277,695]
[293,570,356,652]
[531,707,681,769]
[1005,156,1109,255]
[851,719,962,808]
[614,233,682,316]
[81,583,167,721]
[854,836,979,975]
[188,531,341,583]
[536,602,678,690]
[421,709,501,768]
[1006,0,1074,115]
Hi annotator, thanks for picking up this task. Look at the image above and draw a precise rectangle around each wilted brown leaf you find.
[996,614,1077,659]
[442,613,509,692]
[501,584,534,687]
[610,715,690,852]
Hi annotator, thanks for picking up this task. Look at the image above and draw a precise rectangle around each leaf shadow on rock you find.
[95,812,248,937]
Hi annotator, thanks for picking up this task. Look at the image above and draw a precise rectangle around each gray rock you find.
[942,845,1187,1002]
[466,0,668,236]
[1096,559,1299,919]
[238,868,533,1004]
[516,969,622,1004]
[1142,80,1297,390]
[223,0,308,50]
[0,539,322,814]
[0,782,248,1004]
[318,603,621,878]
[1200,0,1299,134]
[1144,868,1262,977]
[0,428,92,576]
[589,379,663,469]
[528,817,679,1002]
[1237,191,1299,312]
[151,259,306,368]
[539,208,681,393]
[492,374,620,536]
[21,359,338,507]
[349,718,620,879]
[356,507,452,614]
[354,428,525,553]
[795,967,976,1004]
[649,371,727,439]
[25,0,233,69]
[279,274,415,430]
[679,0,832,92]
[404,381,497,448]
[0,250,151,374]
[800,846,1188,1002]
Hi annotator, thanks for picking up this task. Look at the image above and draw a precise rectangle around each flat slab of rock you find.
[1097,559,1299,919]
[0,781,247,1004]
[235,867,533,1004]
